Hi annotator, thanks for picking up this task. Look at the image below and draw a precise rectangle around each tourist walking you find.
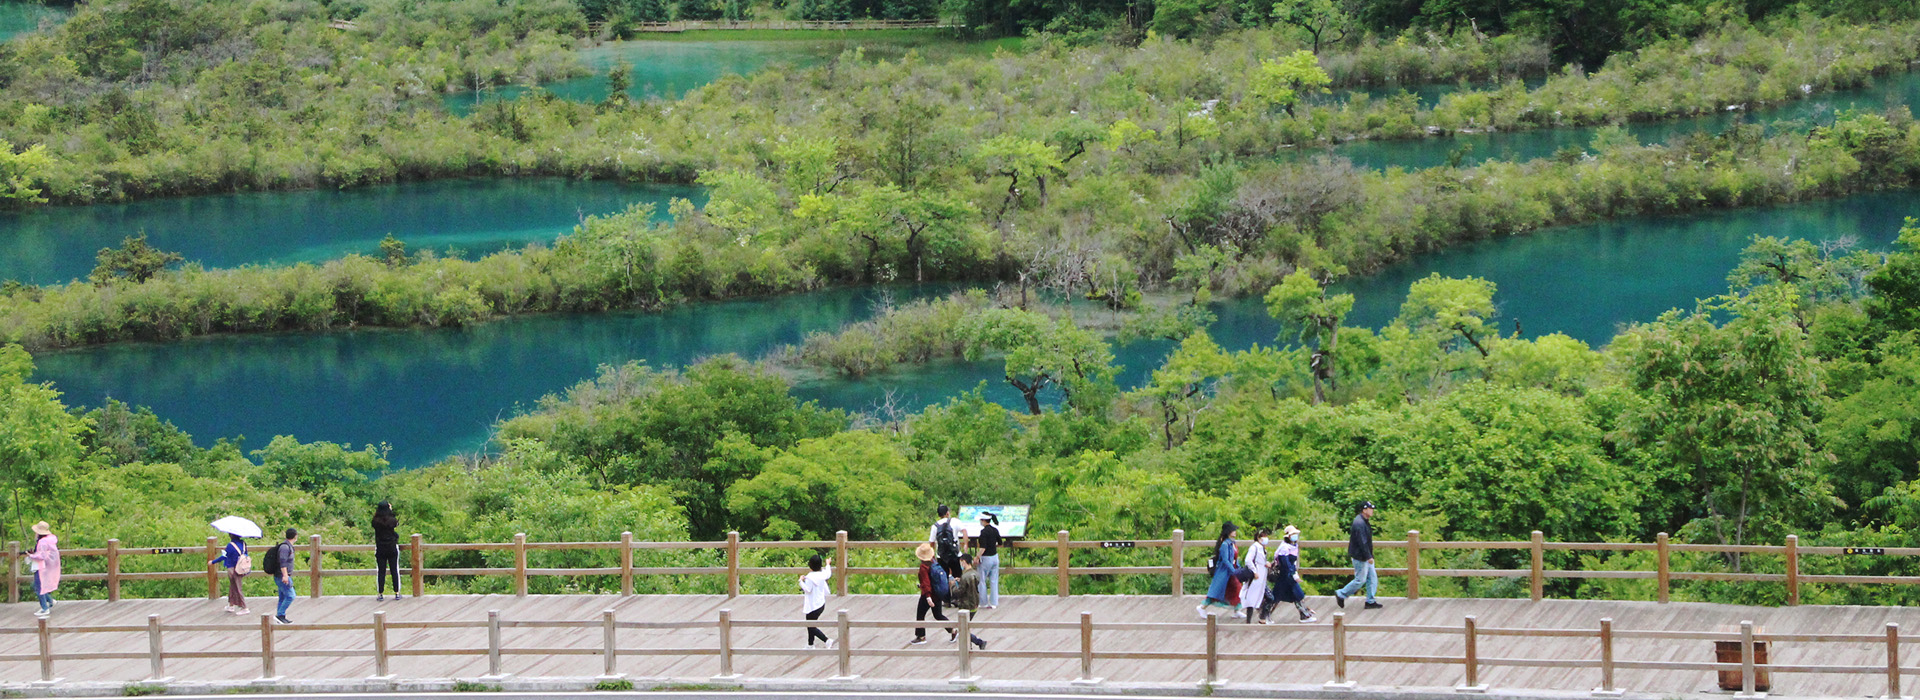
[972,511,1002,609]
[267,529,298,624]
[1334,502,1382,610]
[371,502,403,601]
[1241,527,1270,624]
[1272,525,1317,622]
[947,553,989,649]
[212,533,251,615]
[929,504,963,577]
[1198,522,1242,617]
[25,522,59,618]
[910,542,956,645]
[800,554,833,648]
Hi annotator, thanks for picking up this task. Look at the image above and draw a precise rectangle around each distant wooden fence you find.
[1,606,1913,696]
[4,530,1909,606]
[621,19,953,32]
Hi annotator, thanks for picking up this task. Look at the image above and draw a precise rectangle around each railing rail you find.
[3,530,1888,605]
[0,607,1910,696]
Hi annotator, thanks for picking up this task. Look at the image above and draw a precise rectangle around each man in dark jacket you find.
[1334,502,1382,610]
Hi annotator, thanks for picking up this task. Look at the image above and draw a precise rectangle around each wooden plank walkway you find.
[2,594,1913,695]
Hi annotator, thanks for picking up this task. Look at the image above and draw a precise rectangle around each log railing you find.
[5,530,1905,605]
[622,19,955,32]
[1,607,1913,696]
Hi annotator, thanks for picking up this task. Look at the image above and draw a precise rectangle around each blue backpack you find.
[928,563,952,602]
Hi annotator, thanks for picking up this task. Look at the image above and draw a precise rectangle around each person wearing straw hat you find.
[911,541,979,647]
[25,522,59,618]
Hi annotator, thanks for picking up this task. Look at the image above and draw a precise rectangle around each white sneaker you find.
[33,609,48,618]
[1196,605,1209,619]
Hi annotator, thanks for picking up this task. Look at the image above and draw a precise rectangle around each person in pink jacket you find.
[26,521,59,618]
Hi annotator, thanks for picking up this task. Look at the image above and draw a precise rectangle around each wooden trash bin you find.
[1714,640,1770,692]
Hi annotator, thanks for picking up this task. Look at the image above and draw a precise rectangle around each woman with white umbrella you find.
[209,516,260,615]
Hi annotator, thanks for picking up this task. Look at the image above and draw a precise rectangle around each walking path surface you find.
[1,593,1911,696]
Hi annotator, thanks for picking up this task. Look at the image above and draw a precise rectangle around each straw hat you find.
[30,521,50,536]
[1281,525,1300,539]
[915,542,935,561]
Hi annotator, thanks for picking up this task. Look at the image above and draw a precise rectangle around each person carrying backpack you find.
[210,533,250,616]
[929,504,963,577]
[1197,522,1242,618]
[266,529,298,624]
[910,542,957,645]
[1271,525,1318,622]
[946,553,989,650]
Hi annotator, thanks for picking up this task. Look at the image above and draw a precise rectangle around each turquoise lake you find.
[31,190,1917,466]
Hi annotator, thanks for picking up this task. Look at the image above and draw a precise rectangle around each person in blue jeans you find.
[273,529,298,624]
[1334,502,1383,610]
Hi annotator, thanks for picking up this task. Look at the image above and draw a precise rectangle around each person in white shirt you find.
[929,504,964,577]
[800,554,833,648]
[1241,527,1271,624]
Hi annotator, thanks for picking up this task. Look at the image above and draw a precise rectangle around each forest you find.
[1,0,1919,608]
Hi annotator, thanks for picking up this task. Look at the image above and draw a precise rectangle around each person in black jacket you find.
[372,502,403,601]
[1333,501,1383,610]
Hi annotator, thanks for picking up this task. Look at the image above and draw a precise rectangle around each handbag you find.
[1233,565,1255,584]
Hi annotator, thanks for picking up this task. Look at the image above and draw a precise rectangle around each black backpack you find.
[935,520,960,561]
[262,542,286,576]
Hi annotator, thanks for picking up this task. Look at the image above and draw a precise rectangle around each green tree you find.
[1614,286,1836,565]
[0,345,89,540]
[1868,220,1920,334]
[958,309,1117,416]
[1141,331,1232,448]
[379,235,410,268]
[725,431,924,540]
[1265,268,1354,404]
[975,135,1064,222]
[1399,273,1498,358]
[1271,0,1352,54]
[0,140,52,205]
[1823,332,1920,516]
[604,62,635,104]
[1247,50,1330,115]
[89,234,184,285]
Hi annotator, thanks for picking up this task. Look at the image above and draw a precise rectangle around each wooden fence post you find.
[1785,535,1800,606]
[512,533,528,597]
[1888,622,1902,699]
[309,534,323,599]
[714,608,740,680]
[1170,529,1185,597]
[372,611,390,679]
[954,610,976,681]
[1530,530,1545,602]
[409,533,424,598]
[833,610,855,680]
[37,616,54,682]
[205,536,219,600]
[1739,620,1758,697]
[1597,618,1616,695]
[1406,530,1421,601]
[487,609,503,678]
[107,539,122,602]
[1327,612,1351,688]
[1074,611,1100,684]
[1204,609,1221,687]
[147,614,165,681]
[1056,530,1071,597]
[259,613,277,680]
[1460,615,1485,692]
[726,532,740,598]
[620,532,634,597]
[1656,532,1670,604]
[835,531,849,597]
[602,609,620,678]
[8,540,18,604]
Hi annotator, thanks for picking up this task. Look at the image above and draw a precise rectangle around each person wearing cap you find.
[971,511,1002,609]
[1271,525,1317,622]
[25,522,59,618]
[1334,502,1383,610]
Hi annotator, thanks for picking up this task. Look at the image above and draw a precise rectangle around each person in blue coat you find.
[1270,525,1317,622]
[1197,522,1241,617]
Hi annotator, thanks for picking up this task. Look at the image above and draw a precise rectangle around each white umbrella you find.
[210,516,263,538]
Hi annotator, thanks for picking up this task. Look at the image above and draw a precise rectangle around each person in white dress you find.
[1240,527,1271,624]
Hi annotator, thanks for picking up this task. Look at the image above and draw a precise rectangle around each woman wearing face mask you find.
[1272,525,1317,622]
[1240,527,1271,624]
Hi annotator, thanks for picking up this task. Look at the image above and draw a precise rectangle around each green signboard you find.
[958,505,1031,539]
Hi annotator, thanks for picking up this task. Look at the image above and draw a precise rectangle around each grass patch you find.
[451,681,502,692]
[123,685,167,697]
[651,683,730,691]
[592,679,635,691]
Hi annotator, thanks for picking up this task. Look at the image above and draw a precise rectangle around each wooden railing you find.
[5,530,1910,605]
[625,19,954,32]
[2,606,1914,696]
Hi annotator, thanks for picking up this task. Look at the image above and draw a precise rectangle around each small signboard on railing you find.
[153,548,184,554]
[957,505,1030,538]
[1101,541,1135,549]
[1844,547,1887,555]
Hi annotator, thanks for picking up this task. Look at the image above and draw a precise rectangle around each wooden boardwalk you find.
[4,593,1917,695]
